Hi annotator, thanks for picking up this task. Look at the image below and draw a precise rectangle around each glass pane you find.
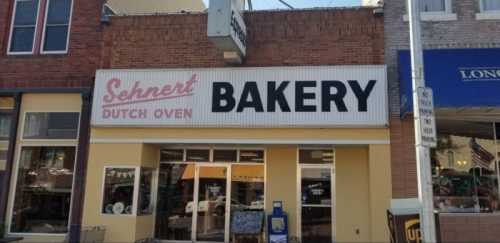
[230,165,265,237]
[138,168,153,215]
[43,25,69,52]
[0,113,12,140]
[301,207,332,243]
[10,147,75,233]
[196,166,227,242]
[160,149,184,162]
[483,0,500,11]
[14,0,39,25]
[420,0,445,12]
[46,0,71,24]
[213,150,237,162]
[102,168,135,215]
[155,164,194,241]
[432,120,497,213]
[186,149,209,162]
[10,27,35,52]
[301,168,331,205]
[23,112,79,139]
[239,150,264,163]
[299,149,334,164]
[0,98,14,162]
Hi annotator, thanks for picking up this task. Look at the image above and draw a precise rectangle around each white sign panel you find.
[92,66,388,127]
[417,87,437,147]
[207,0,247,56]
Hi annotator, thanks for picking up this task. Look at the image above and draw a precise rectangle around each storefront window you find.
[0,97,14,163]
[213,149,237,162]
[239,150,264,163]
[160,149,183,162]
[432,120,499,213]
[138,168,154,215]
[10,146,75,233]
[23,112,79,139]
[155,164,194,240]
[299,149,334,164]
[102,167,136,215]
[186,149,210,162]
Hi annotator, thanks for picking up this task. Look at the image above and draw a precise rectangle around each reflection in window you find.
[420,0,445,12]
[239,150,264,163]
[9,0,39,53]
[230,164,265,218]
[301,168,331,205]
[138,168,154,215]
[42,0,72,52]
[10,147,75,233]
[23,112,79,139]
[102,168,136,215]
[155,164,194,240]
[186,149,209,162]
[213,149,237,162]
[160,149,183,162]
[483,0,500,11]
[299,149,334,164]
[432,120,499,213]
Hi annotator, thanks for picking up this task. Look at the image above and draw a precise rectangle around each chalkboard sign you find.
[231,211,264,234]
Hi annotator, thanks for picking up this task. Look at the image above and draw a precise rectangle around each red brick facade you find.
[0,0,103,88]
[101,9,384,69]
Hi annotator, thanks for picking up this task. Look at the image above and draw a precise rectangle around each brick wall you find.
[0,0,104,89]
[102,8,384,69]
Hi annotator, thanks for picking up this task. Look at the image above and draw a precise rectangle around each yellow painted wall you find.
[265,146,298,237]
[82,143,159,242]
[5,93,82,243]
[336,147,371,242]
[369,144,392,242]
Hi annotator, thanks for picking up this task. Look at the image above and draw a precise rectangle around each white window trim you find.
[476,0,500,20]
[101,166,140,217]
[403,0,457,22]
[20,111,81,142]
[6,0,42,55]
[6,144,78,236]
[40,0,74,54]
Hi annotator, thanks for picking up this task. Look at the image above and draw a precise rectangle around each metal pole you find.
[407,0,437,242]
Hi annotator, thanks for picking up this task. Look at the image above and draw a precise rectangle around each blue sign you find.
[399,48,500,115]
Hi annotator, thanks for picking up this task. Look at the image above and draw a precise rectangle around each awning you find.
[399,48,500,116]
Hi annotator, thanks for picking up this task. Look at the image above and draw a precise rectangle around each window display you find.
[10,147,75,233]
[432,120,499,213]
[138,168,154,215]
[102,167,136,215]
[23,112,79,139]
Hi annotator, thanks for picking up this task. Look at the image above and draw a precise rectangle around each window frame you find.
[7,144,79,236]
[6,0,42,55]
[40,0,74,54]
[20,111,81,142]
[296,147,336,243]
[477,0,500,20]
[403,0,457,22]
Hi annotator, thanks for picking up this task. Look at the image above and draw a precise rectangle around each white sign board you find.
[417,87,437,147]
[91,66,388,127]
[207,0,247,56]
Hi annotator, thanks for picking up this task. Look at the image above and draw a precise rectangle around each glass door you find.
[194,165,230,242]
[299,165,334,243]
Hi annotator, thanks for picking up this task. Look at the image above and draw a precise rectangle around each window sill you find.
[403,13,457,22]
[476,12,500,20]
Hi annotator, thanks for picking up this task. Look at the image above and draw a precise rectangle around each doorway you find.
[155,148,265,243]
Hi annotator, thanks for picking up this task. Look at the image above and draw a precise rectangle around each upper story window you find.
[8,0,40,54]
[481,0,500,11]
[7,0,73,55]
[41,0,72,53]
[420,0,446,12]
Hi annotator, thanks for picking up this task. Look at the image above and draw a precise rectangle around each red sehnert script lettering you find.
[102,74,197,108]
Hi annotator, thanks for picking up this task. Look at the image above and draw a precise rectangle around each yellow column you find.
[368,144,392,242]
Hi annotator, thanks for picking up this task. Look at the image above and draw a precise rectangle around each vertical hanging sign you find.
[417,87,437,148]
[207,0,247,56]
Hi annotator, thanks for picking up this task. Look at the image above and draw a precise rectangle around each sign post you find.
[407,0,437,242]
